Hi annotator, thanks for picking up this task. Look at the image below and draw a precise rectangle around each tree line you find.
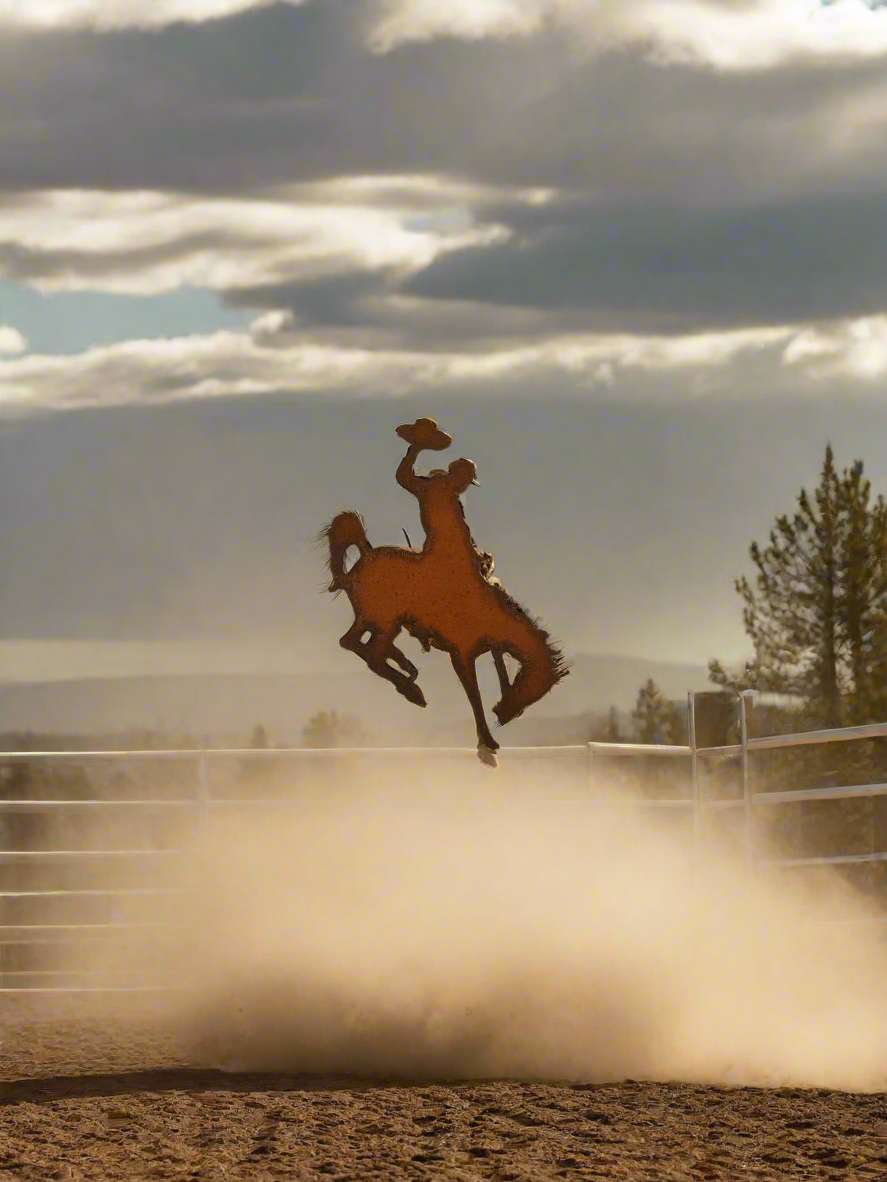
[589,684,686,746]
[596,443,887,744]
[708,444,887,729]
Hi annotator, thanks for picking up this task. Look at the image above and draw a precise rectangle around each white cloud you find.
[442,325,796,382]
[372,0,887,68]
[0,316,880,416]
[370,0,546,47]
[0,325,26,355]
[0,185,505,296]
[625,0,887,70]
[0,0,306,30]
[5,0,887,67]
[0,330,423,412]
[782,315,887,377]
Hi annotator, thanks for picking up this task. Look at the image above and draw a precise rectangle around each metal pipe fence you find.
[3,689,887,993]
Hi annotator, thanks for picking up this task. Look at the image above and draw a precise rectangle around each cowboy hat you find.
[395,417,452,451]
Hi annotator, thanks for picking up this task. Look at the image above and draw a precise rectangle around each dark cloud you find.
[2,0,887,340]
[226,268,602,350]
[229,269,392,329]
[0,1,885,198]
[404,191,887,332]
[222,183,887,341]
[0,2,362,193]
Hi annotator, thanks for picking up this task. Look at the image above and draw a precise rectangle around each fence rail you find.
[4,689,887,993]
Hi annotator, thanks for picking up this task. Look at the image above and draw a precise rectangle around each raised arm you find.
[396,443,428,497]
[394,419,452,498]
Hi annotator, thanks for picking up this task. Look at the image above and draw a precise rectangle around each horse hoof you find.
[477,745,499,769]
[399,680,427,708]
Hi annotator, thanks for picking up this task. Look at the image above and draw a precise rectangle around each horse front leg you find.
[450,651,499,768]
[491,647,511,698]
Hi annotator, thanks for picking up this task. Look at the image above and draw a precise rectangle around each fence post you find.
[739,691,754,871]
[688,691,701,869]
[197,752,210,828]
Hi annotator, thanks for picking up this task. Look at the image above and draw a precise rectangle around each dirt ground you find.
[1,1012,887,1181]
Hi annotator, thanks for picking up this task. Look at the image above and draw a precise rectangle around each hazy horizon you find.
[0,638,720,684]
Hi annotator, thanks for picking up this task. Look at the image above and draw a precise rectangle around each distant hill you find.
[0,652,712,747]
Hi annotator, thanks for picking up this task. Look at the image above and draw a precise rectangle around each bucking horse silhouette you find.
[320,418,569,766]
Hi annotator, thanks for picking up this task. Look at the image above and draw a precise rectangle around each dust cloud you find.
[114,759,887,1092]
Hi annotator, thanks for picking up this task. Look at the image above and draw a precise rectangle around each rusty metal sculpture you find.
[320,418,569,766]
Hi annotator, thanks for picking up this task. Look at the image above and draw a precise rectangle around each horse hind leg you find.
[339,617,369,656]
[386,641,419,682]
[364,627,427,709]
[450,652,499,768]
[340,619,420,682]
[339,618,377,668]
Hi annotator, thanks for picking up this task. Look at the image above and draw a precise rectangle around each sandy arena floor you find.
[2,1013,887,1181]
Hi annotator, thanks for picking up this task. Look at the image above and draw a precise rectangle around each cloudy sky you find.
[3,0,887,684]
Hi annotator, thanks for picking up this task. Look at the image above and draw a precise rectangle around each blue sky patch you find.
[0,280,253,356]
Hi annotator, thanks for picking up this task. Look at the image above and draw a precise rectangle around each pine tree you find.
[631,679,672,744]
[665,700,688,745]
[239,722,272,787]
[589,705,623,743]
[249,723,269,750]
[302,709,367,749]
[710,445,887,726]
[838,461,887,723]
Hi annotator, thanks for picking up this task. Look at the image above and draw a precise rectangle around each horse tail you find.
[318,511,372,593]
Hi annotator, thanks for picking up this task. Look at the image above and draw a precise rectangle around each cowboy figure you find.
[394,418,500,586]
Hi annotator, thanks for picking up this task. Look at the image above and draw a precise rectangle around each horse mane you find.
[453,496,569,679]
[490,583,572,685]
